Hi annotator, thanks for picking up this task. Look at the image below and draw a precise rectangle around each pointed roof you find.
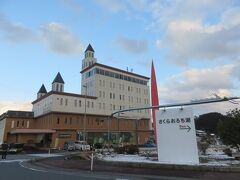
[52,72,65,84]
[85,44,94,52]
[38,84,47,93]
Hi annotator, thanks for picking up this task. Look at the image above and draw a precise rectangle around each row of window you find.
[85,68,148,86]
[98,79,149,95]
[57,97,149,112]
[11,120,30,128]
[54,83,63,92]
[58,98,94,109]
[55,117,149,127]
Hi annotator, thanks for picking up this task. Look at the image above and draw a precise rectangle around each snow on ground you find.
[101,148,240,167]
[201,148,233,160]
[103,154,154,163]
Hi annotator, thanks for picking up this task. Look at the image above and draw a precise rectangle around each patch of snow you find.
[201,148,234,160]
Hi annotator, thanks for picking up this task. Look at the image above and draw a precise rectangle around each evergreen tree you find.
[195,112,224,134]
[217,108,240,151]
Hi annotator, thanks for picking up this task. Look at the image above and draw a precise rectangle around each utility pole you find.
[83,84,87,142]
[135,118,139,149]
[107,116,110,149]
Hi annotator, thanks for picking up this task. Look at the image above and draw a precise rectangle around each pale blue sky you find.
[0,0,240,114]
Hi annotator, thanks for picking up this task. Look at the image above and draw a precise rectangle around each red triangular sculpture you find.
[151,61,159,144]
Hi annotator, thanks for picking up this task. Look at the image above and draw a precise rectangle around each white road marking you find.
[19,161,47,173]
[0,159,28,163]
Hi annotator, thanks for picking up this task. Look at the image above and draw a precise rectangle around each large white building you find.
[33,44,151,119]
[1,44,152,147]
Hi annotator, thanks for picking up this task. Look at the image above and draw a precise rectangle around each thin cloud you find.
[40,22,84,55]
[0,14,37,43]
[95,0,127,13]
[62,0,82,13]
[159,64,236,103]
[115,36,148,54]
[0,100,32,115]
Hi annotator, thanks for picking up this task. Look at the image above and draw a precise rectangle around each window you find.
[57,118,60,124]
[110,93,112,99]
[56,84,59,91]
[123,95,125,101]
[22,121,24,127]
[113,93,115,99]
[79,100,81,107]
[103,92,105,98]
[60,98,63,105]
[87,101,90,108]
[65,99,68,106]
[70,117,72,125]
[11,121,14,128]
[103,103,105,110]
[99,80,102,86]
[17,121,19,127]
[65,118,67,124]
[99,91,102,97]
[92,102,94,108]
[120,95,122,100]
[60,85,63,92]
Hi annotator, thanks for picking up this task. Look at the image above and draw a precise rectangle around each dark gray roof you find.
[85,44,94,52]
[38,84,47,93]
[52,72,65,84]
[0,111,33,120]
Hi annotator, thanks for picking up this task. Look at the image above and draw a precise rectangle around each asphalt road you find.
[0,155,194,180]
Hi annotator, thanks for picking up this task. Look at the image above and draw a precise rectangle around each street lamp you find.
[82,84,87,142]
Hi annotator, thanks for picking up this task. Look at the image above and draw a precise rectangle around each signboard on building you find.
[156,107,199,164]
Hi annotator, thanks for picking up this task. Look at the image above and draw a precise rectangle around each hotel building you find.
[0,44,152,148]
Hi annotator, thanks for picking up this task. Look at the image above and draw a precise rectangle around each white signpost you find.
[156,107,199,164]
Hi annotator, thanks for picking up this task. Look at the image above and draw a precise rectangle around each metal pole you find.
[90,153,93,171]
[110,96,240,118]
[83,85,87,142]
[135,119,139,149]
[107,116,110,149]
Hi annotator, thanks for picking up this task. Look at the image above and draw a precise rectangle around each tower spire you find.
[52,72,65,92]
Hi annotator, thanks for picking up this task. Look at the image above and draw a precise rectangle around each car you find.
[74,141,91,151]
[64,141,76,151]
[143,142,157,148]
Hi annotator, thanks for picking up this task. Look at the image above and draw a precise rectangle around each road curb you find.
[30,153,240,173]
[98,160,240,173]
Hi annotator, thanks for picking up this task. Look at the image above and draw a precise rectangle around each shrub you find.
[223,148,232,156]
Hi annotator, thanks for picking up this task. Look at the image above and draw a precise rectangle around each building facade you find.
[0,44,152,148]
